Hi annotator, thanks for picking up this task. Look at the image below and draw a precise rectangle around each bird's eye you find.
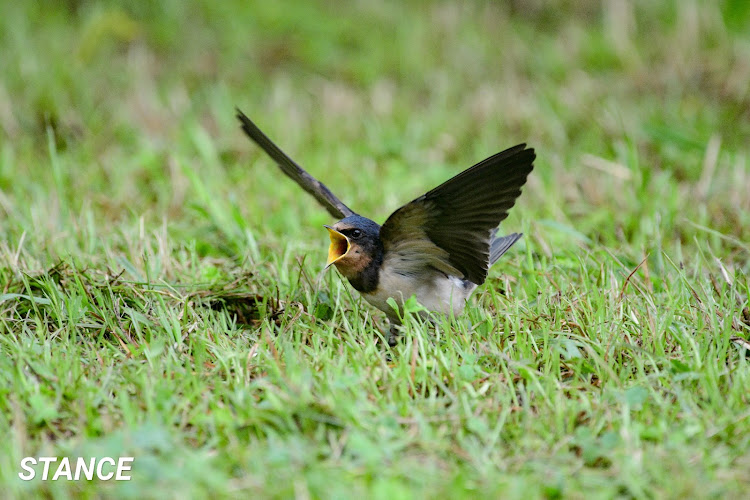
[351,229,362,238]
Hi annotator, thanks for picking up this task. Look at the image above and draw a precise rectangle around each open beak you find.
[324,225,350,269]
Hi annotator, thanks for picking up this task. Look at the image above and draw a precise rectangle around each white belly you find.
[361,265,476,322]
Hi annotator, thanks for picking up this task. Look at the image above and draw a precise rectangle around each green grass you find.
[1,0,749,498]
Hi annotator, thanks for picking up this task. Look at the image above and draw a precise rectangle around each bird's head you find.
[324,215,382,279]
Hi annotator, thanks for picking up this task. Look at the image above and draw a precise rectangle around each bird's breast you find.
[361,263,476,321]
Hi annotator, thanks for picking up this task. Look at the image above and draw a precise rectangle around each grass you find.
[1,0,749,498]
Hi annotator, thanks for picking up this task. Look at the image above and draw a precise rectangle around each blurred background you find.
[1,0,748,270]
[2,1,750,497]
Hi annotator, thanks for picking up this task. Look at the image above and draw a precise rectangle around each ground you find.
[1,1,749,498]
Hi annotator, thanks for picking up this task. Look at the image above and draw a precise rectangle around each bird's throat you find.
[344,253,382,293]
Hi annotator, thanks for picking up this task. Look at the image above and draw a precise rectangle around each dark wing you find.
[380,144,534,285]
[236,108,356,219]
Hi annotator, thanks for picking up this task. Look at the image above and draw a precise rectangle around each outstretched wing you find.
[380,144,534,285]
[236,109,356,219]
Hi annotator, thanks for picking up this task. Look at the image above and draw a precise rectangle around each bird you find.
[236,109,534,344]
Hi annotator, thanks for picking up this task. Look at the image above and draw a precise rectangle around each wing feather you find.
[236,109,355,219]
[380,144,534,284]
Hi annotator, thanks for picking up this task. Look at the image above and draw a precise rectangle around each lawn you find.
[1,1,749,498]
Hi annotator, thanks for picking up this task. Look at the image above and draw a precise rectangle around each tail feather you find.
[489,232,523,265]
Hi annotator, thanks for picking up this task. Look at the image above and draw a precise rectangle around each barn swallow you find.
[236,109,534,344]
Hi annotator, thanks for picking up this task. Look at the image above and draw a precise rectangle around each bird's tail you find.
[489,232,523,265]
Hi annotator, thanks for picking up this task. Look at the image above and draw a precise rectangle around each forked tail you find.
[489,232,523,265]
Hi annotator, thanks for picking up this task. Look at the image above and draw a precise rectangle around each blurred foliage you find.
[1,1,749,498]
